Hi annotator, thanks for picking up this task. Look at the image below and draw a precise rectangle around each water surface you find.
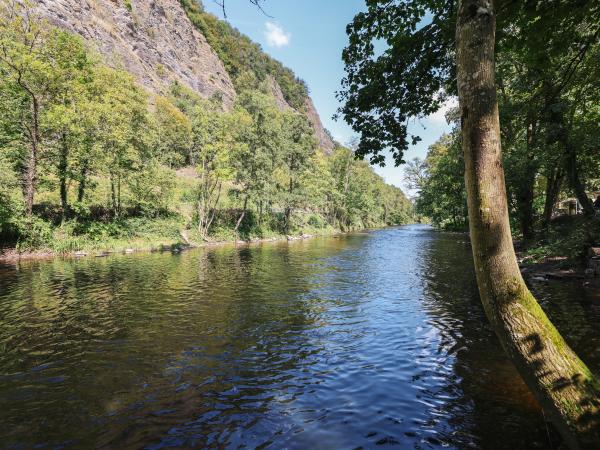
[1,225,599,449]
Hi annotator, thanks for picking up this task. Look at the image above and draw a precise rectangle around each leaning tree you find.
[338,0,600,448]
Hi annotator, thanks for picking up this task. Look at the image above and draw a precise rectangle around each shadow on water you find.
[0,226,599,449]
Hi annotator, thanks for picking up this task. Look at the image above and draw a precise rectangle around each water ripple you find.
[0,226,597,449]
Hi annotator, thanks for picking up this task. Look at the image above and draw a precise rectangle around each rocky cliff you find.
[35,0,236,107]
[34,0,334,151]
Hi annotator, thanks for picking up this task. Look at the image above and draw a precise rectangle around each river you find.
[1,225,599,449]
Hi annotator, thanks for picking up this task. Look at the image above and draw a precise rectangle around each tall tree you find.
[0,2,64,216]
[233,91,281,232]
[191,101,243,238]
[278,111,316,232]
[339,1,600,446]
[456,1,598,446]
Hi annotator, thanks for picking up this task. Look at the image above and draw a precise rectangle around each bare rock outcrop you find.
[266,76,334,153]
[266,75,292,112]
[34,0,334,151]
[304,97,335,153]
[34,0,236,107]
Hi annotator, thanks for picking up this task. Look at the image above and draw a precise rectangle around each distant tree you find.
[339,1,600,446]
[152,96,192,167]
[278,111,316,232]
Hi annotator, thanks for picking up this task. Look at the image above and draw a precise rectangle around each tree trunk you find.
[564,139,594,216]
[516,119,537,240]
[77,163,88,203]
[24,138,37,217]
[23,96,42,217]
[456,1,599,448]
[18,81,41,218]
[234,196,249,233]
[111,176,117,217]
[285,177,294,233]
[59,133,69,219]
[542,165,564,228]
[516,174,535,240]
[205,182,222,236]
[117,175,121,216]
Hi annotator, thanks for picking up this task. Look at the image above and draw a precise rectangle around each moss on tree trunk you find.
[456,1,600,447]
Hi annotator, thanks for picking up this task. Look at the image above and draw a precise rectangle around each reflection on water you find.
[0,225,598,449]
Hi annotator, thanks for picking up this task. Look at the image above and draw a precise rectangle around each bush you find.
[307,214,325,229]
[128,163,176,217]
[15,217,54,251]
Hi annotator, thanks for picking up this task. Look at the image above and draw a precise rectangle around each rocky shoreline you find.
[519,247,600,303]
[0,232,335,263]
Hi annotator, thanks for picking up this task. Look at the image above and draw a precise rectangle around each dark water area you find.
[1,225,599,449]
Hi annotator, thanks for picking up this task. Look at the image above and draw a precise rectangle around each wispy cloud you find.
[264,22,290,48]
[427,97,458,125]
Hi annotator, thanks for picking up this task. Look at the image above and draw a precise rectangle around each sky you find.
[202,0,453,195]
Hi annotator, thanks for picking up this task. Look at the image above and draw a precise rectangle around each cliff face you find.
[266,76,334,153]
[304,98,334,153]
[34,0,334,151]
[34,0,236,107]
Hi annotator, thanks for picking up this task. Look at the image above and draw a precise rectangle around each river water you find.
[1,225,599,449]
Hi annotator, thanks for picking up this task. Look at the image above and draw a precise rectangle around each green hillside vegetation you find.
[179,0,309,110]
[0,3,412,254]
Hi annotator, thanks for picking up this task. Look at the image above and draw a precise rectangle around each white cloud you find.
[264,22,290,48]
[427,97,458,124]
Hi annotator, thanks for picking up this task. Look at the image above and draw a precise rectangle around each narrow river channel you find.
[1,225,599,449]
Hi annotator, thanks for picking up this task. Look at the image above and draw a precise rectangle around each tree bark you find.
[564,138,595,216]
[59,133,69,219]
[456,1,599,448]
[110,175,118,218]
[23,95,42,217]
[542,164,564,228]
[23,136,37,217]
[516,175,535,240]
[234,195,249,233]
[77,163,88,203]
[284,177,294,233]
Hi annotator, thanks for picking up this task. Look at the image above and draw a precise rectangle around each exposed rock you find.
[304,97,335,154]
[266,75,292,112]
[34,0,236,107]
[34,0,335,153]
[266,76,334,153]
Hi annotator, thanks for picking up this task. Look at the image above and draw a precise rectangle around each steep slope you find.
[35,0,334,152]
[34,0,236,107]
[179,0,335,152]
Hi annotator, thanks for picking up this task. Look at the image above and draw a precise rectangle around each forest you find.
[339,0,600,446]
[400,0,600,261]
[0,2,411,254]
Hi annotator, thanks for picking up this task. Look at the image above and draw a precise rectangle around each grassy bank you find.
[518,216,600,267]
[0,210,352,261]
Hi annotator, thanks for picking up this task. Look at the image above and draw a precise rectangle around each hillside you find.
[34,0,335,151]
[0,0,411,255]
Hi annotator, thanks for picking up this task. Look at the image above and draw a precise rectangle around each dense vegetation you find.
[342,0,600,245]
[179,0,309,110]
[403,5,600,256]
[339,0,600,446]
[0,3,411,254]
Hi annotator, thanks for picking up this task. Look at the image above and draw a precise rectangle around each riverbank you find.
[0,226,347,263]
[1,225,594,449]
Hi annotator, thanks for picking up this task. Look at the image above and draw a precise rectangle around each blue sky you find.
[203,0,452,194]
